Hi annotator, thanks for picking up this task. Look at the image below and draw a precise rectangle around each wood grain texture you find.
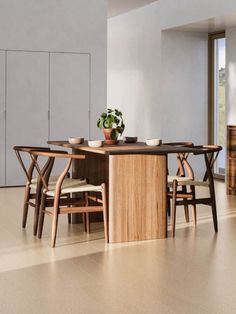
[48,140,201,155]
[49,141,220,242]
[72,149,109,186]
[227,125,236,195]
[109,154,167,242]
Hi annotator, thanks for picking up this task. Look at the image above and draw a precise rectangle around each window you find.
[209,33,226,177]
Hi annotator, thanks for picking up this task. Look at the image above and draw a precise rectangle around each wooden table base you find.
[72,150,167,242]
[109,154,167,242]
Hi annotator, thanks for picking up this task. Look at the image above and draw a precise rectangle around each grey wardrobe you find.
[0,50,90,186]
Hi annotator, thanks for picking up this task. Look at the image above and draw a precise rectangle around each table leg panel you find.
[109,154,167,242]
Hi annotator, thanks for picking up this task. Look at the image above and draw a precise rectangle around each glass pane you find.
[214,37,226,175]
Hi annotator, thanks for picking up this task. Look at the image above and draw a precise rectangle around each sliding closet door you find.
[0,52,5,186]
[6,51,49,185]
[49,53,90,139]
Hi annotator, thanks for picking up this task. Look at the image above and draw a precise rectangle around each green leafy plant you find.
[97,108,125,139]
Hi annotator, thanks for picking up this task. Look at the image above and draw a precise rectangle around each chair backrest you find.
[176,152,194,179]
[193,145,222,181]
[13,146,51,183]
[29,150,86,192]
[163,142,194,179]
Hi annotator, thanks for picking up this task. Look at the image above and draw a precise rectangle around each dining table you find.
[48,140,216,243]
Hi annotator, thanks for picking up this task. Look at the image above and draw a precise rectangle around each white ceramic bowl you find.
[146,138,161,146]
[88,140,103,148]
[68,137,84,144]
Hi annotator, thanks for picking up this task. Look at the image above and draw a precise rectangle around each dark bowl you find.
[124,136,138,143]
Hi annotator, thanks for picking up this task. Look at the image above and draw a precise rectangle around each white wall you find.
[161,30,208,143]
[226,27,236,126]
[161,30,208,175]
[108,0,236,176]
[108,7,160,140]
[0,0,107,138]
[108,3,209,142]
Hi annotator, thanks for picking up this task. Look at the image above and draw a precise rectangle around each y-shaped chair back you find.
[169,144,222,237]
[30,150,108,248]
[164,142,194,221]
[13,146,52,235]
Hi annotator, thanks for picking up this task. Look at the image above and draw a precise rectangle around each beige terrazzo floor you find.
[0,181,236,313]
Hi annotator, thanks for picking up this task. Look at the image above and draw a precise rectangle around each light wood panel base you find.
[109,154,167,242]
[71,150,167,242]
[227,125,236,195]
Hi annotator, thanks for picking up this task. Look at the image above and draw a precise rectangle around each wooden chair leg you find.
[83,213,87,232]
[101,184,108,243]
[171,180,177,237]
[33,188,41,236]
[66,194,71,224]
[211,201,218,232]
[38,193,46,239]
[67,214,72,224]
[167,188,171,217]
[51,209,59,248]
[192,205,197,225]
[184,203,189,223]
[182,186,189,222]
[81,192,86,232]
[51,188,62,248]
[85,192,90,233]
[22,185,30,228]
[86,213,90,233]
[191,186,197,225]
[205,154,218,232]
[210,184,218,232]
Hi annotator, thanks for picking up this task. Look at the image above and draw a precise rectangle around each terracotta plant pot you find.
[103,128,119,145]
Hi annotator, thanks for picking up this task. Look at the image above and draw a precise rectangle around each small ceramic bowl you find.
[88,140,103,148]
[146,138,161,146]
[68,137,84,144]
[124,136,138,143]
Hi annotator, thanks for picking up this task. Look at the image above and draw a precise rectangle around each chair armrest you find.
[193,145,222,155]
[30,150,85,160]
[13,146,51,153]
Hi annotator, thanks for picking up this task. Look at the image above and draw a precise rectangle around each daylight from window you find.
[214,37,226,175]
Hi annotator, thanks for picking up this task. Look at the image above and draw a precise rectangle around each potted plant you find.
[97,108,125,144]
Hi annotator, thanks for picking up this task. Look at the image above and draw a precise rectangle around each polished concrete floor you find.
[0,181,236,313]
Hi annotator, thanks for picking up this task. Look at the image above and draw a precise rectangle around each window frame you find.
[208,31,225,179]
